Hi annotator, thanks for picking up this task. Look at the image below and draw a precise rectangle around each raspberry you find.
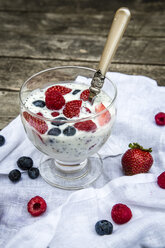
[74,120,97,132]
[51,111,60,117]
[27,196,47,217]
[155,112,165,126]
[157,172,165,189]
[23,112,48,134]
[63,100,82,118]
[111,203,132,224]
[80,89,90,101]
[37,112,43,116]
[46,85,72,95]
[95,103,111,126]
[45,90,65,110]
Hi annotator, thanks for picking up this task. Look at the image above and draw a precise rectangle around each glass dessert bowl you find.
[19,66,117,189]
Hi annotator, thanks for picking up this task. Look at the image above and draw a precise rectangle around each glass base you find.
[39,154,103,190]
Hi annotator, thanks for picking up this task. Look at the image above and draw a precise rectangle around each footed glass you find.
[19,66,117,189]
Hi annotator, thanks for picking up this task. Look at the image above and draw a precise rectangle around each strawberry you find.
[157,172,165,189]
[51,111,60,117]
[80,89,90,101]
[95,103,111,126]
[155,112,165,126]
[111,203,132,224]
[27,196,47,217]
[45,90,65,110]
[63,100,82,118]
[23,111,48,134]
[122,143,153,176]
[45,85,72,95]
[74,120,97,132]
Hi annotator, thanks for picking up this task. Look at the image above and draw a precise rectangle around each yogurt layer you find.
[21,82,116,163]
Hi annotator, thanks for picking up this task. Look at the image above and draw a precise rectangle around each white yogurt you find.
[21,82,116,163]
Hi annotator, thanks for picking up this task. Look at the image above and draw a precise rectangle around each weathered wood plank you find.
[0,59,164,91]
[0,117,17,130]
[0,58,164,130]
[0,59,164,130]
[0,11,164,38]
[0,0,164,13]
[0,0,164,131]
[0,91,19,116]
[0,32,164,65]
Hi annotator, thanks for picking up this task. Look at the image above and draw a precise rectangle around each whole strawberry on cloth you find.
[122,143,153,175]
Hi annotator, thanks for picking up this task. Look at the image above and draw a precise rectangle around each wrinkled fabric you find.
[0,72,165,248]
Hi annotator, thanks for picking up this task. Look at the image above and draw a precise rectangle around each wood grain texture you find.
[0,58,164,130]
[0,11,164,37]
[0,59,164,90]
[0,91,19,116]
[0,33,164,64]
[0,117,17,130]
[0,0,164,13]
[0,0,164,129]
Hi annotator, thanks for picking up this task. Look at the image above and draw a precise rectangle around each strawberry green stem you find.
[128,143,152,152]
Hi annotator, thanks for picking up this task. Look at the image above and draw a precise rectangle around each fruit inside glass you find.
[19,66,117,189]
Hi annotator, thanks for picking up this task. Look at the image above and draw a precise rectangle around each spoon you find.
[89,7,131,103]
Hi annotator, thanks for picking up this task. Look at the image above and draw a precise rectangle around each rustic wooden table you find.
[0,0,164,130]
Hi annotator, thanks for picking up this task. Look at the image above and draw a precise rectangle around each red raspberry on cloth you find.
[27,196,47,217]
[45,90,65,110]
[63,100,82,118]
[111,203,132,224]
[74,120,97,132]
[155,112,165,126]
[157,172,165,189]
[80,89,90,101]
[45,85,72,95]
[23,112,48,134]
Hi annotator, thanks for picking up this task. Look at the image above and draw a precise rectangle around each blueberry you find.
[51,117,67,126]
[95,220,113,236]
[63,126,76,136]
[28,167,39,179]
[0,135,5,146]
[72,89,81,95]
[8,169,21,182]
[17,156,33,170]
[32,100,45,108]
[48,128,61,136]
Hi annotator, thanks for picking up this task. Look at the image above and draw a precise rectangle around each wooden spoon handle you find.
[99,7,131,76]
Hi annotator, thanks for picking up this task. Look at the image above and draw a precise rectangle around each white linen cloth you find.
[0,72,165,248]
